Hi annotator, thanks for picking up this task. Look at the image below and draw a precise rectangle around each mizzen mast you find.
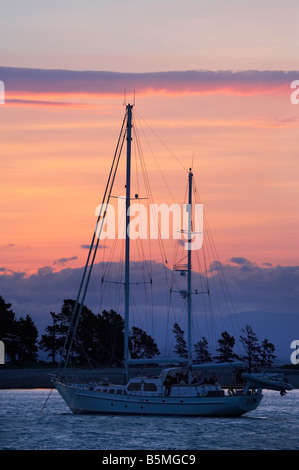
[187,168,193,366]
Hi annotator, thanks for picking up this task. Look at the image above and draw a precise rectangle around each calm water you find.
[0,389,298,450]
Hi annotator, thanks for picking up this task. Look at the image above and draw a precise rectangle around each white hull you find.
[54,380,263,417]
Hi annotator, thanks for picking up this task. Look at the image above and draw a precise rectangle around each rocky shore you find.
[1,366,299,389]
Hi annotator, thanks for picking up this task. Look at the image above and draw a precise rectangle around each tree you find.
[75,303,102,365]
[240,324,260,369]
[39,299,95,365]
[129,326,160,359]
[194,336,212,363]
[214,330,239,363]
[15,315,39,363]
[0,296,38,363]
[39,312,61,363]
[97,309,124,366]
[173,322,188,359]
[41,302,125,366]
[259,339,276,367]
[41,300,164,367]
[0,295,18,362]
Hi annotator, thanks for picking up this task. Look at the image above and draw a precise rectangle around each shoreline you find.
[1,366,299,390]
[0,367,127,389]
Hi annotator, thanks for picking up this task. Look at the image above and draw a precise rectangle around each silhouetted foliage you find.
[39,312,62,364]
[40,300,125,367]
[239,325,276,368]
[194,336,212,363]
[259,338,276,367]
[14,315,39,363]
[173,322,188,359]
[0,294,278,368]
[0,296,39,363]
[129,326,160,359]
[41,301,161,366]
[0,295,18,362]
[240,324,261,368]
[214,330,240,363]
[97,309,124,366]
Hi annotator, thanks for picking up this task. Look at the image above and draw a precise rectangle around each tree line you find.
[173,322,276,368]
[0,295,276,368]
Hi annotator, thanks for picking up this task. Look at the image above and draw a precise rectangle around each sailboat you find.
[52,103,293,416]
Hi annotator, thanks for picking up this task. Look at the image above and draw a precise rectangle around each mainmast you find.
[187,168,193,366]
[124,103,133,380]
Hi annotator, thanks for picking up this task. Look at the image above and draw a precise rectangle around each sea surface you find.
[0,388,298,450]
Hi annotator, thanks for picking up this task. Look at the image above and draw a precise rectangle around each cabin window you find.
[143,383,157,391]
[127,382,142,391]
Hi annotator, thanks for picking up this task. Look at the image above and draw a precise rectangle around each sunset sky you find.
[0,0,298,358]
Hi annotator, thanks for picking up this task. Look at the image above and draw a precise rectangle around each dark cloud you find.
[37,266,54,275]
[1,67,297,97]
[208,260,223,271]
[0,259,298,360]
[230,257,250,265]
[53,256,78,266]
[6,98,82,108]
